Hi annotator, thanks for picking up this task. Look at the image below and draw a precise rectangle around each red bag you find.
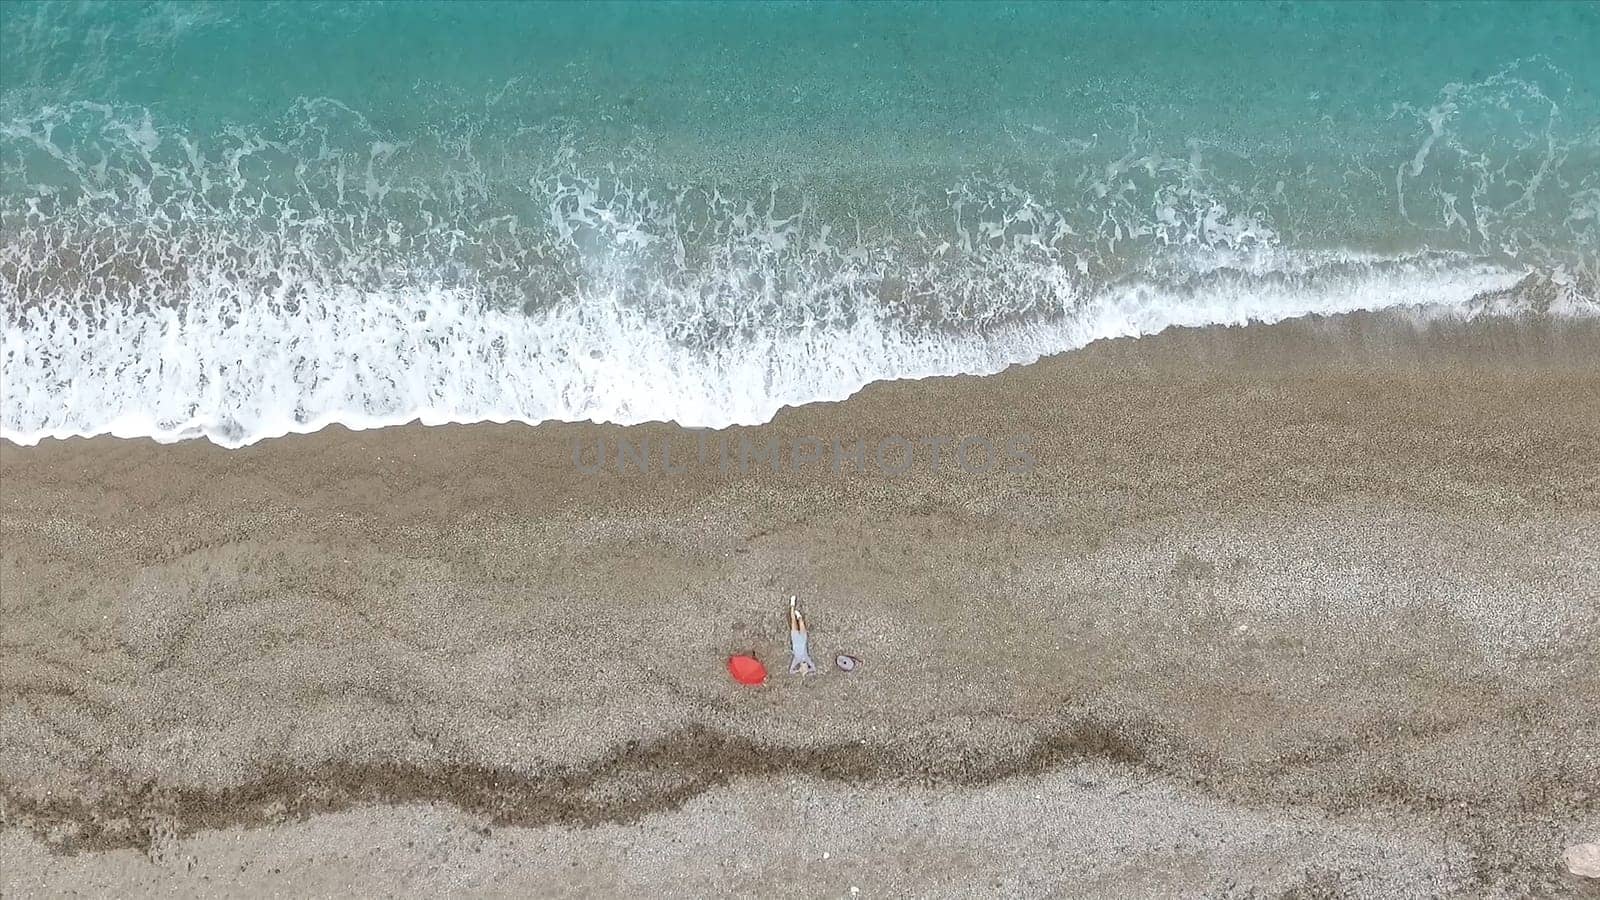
[727,654,767,686]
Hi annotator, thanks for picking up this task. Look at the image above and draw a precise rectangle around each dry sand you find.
[2,310,1598,897]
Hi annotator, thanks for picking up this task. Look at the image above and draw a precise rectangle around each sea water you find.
[2,1,1596,446]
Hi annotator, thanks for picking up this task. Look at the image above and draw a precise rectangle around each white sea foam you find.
[0,252,1530,448]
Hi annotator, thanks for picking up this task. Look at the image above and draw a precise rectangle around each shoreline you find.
[3,309,1598,896]
[2,256,1558,451]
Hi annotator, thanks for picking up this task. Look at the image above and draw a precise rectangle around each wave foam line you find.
[0,257,1531,448]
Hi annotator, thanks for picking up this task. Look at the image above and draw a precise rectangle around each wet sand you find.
[3,310,1598,897]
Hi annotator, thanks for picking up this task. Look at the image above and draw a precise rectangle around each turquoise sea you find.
[2,1,1597,445]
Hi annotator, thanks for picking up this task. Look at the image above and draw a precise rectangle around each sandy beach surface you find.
[3,310,1597,897]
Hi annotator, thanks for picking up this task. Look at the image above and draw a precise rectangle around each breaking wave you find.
[2,59,1596,447]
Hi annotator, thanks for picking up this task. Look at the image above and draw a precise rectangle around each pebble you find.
[1566,842,1600,879]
